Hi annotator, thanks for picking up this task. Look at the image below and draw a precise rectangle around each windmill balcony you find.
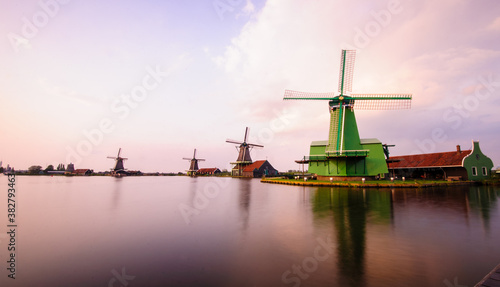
[303,150,369,162]
[326,149,369,158]
[230,161,253,165]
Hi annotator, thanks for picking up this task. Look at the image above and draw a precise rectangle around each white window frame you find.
[482,167,488,176]
[472,166,477,176]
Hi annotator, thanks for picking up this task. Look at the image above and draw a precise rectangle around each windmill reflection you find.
[466,186,500,234]
[238,179,252,232]
[312,187,393,286]
[111,176,124,209]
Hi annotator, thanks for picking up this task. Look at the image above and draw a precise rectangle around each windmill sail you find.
[338,50,356,94]
[284,90,335,100]
[350,94,412,110]
[107,148,128,174]
[226,127,264,176]
[283,49,412,156]
[183,148,205,175]
[327,108,341,152]
[226,127,263,164]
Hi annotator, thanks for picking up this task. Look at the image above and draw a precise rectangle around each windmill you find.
[107,148,128,176]
[284,50,412,179]
[183,149,205,176]
[226,127,263,176]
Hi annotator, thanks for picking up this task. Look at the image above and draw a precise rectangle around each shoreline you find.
[260,177,497,188]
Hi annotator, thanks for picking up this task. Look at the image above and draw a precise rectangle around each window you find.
[472,167,477,176]
[482,167,488,176]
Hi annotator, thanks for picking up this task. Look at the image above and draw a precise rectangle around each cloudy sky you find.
[1,0,499,173]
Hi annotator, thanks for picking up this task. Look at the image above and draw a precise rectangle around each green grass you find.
[262,177,471,187]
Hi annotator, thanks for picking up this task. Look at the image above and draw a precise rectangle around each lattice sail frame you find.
[283,49,412,154]
[283,90,412,110]
[349,94,412,110]
[338,50,356,94]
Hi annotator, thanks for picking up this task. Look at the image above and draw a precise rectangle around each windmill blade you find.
[226,139,243,145]
[350,94,412,110]
[107,156,116,159]
[244,127,249,143]
[284,89,335,100]
[198,159,206,161]
[338,50,356,94]
[248,143,264,148]
[182,158,192,160]
[193,149,197,158]
[117,148,121,158]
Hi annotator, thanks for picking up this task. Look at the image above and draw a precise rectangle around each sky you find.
[0,0,499,173]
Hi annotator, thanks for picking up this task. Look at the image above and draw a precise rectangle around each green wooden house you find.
[388,141,494,181]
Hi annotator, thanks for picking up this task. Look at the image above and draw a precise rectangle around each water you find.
[0,175,499,287]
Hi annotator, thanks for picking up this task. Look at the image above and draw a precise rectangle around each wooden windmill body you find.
[107,148,128,176]
[183,149,205,176]
[285,50,412,180]
[226,127,263,177]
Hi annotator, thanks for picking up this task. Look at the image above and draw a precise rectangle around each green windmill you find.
[284,50,412,180]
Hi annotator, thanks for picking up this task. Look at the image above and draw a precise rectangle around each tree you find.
[28,165,42,174]
[45,165,54,172]
[57,163,65,171]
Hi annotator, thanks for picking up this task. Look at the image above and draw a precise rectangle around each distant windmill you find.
[183,149,205,176]
[107,148,128,176]
[226,127,263,176]
[284,49,412,179]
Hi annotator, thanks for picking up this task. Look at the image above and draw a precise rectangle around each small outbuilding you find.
[197,168,221,175]
[242,160,278,178]
[388,141,493,181]
[73,169,93,176]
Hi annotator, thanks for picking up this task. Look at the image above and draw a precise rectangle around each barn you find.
[388,141,493,181]
[241,160,278,178]
[73,169,93,176]
[197,168,221,175]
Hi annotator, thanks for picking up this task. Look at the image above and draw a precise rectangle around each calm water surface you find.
[0,175,499,287]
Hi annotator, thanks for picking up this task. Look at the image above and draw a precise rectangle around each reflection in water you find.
[2,176,500,287]
[238,179,252,232]
[188,176,199,203]
[312,188,393,286]
[390,186,498,234]
[110,177,124,209]
[467,186,500,234]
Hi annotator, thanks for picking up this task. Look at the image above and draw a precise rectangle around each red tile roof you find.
[197,168,219,173]
[388,150,471,169]
[242,160,267,172]
[73,169,91,174]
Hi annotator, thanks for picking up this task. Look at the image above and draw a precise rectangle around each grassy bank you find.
[261,177,479,188]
